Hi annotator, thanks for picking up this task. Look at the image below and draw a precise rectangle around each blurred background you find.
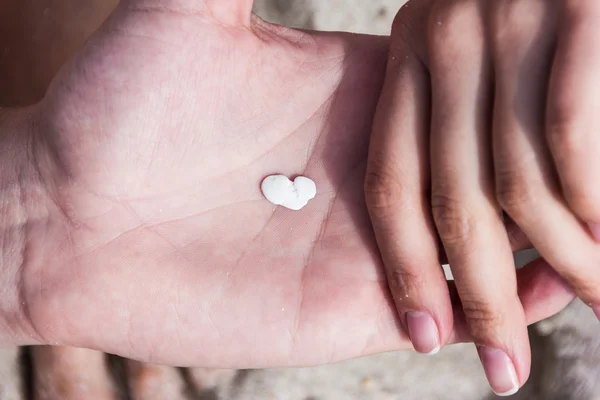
[1,0,600,399]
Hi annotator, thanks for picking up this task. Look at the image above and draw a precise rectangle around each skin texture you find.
[365,0,600,395]
[2,1,234,398]
[0,0,575,385]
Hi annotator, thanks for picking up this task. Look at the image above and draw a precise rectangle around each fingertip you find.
[405,311,441,355]
[477,346,521,397]
[517,258,575,324]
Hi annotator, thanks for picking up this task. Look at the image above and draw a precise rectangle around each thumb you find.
[128,0,254,26]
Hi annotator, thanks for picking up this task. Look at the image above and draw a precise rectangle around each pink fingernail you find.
[406,312,440,355]
[588,223,600,241]
[477,347,520,396]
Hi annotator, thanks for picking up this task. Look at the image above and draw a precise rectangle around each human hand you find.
[0,0,573,370]
[365,0,599,395]
[10,0,398,366]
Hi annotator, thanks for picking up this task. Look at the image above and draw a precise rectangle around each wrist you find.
[0,107,48,346]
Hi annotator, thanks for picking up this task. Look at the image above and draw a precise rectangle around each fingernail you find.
[588,223,600,241]
[406,311,440,355]
[477,347,519,397]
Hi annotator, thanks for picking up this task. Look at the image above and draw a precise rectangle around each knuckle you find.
[390,1,428,63]
[431,192,476,245]
[428,0,483,62]
[364,161,406,213]
[495,167,538,219]
[546,111,585,160]
[490,0,554,70]
[460,298,505,338]
[391,4,413,36]
[391,0,428,35]
[387,267,424,295]
[564,0,600,22]
[544,117,600,220]
[491,0,541,41]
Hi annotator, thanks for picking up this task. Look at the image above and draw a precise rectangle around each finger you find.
[31,346,116,400]
[126,360,187,400]
[505,216,534,253]
[517,258,575,322]
[491,2,600,322]
[126,0,254,26]
[546,3,600,236]
[439,216,532,265]
[365,14,451,355]
[450,258,575,343]
[428,2,529,396]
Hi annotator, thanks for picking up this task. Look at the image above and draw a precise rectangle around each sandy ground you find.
[1,1,599,399]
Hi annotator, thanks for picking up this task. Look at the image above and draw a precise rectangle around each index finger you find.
[365,15,453,355]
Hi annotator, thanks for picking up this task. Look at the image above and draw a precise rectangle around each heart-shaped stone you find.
[261,175,317,211]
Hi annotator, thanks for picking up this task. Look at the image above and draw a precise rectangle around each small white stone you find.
[261,175,317,211]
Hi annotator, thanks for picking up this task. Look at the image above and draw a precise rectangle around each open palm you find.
[19,0,572,367]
